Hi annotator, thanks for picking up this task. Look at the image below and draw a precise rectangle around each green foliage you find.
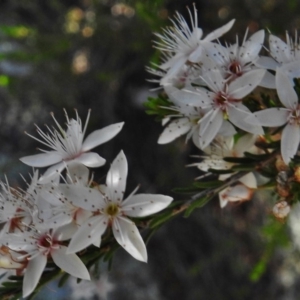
[144,95,174,120]
[184,195,213,217]
[250,217,290,282]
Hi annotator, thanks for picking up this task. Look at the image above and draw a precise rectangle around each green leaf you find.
[58,273,70,288]
[231,164,256,171]
[243,152,270,161]
[149,210,174,228]
[208,168,235,175]
[193,180,222,189]
[223,156,254,164]
[184,196,212,217]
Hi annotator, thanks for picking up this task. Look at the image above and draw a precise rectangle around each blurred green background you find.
[1,0,300,299]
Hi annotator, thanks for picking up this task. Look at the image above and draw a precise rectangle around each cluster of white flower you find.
[150,5,300,210]
[0,110,173,297]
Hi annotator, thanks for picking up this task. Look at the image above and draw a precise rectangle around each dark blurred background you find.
[1,0,300,299]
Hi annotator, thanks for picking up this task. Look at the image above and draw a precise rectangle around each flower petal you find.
[106,150,128,203]
[74,152,106,168]
[253,108,288,127]
[239,30,264,64]
[51,245,90,280]
[259,71,276,89]
[51,184,105,211]
[199,108,223,149]
[122,194,173,217]
[281,123,300,164]
[158,118,192,144]
[227,103,263,134]
[203,19,235,42]
[239,172,257,188]
[217,121,236,136]
[255,56,278,70]
[269,34,290,64]
[113,217,147,262]
[234,134,257,156]
[20,152,62,167]
[276,68,298,109]
[82,122,124,152]
[228,69,266,99]
[23,255,47,297]
[38,162,66,184]
[67,215,108,254]
[66,162,90,185]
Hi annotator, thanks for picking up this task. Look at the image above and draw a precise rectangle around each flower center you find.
[105,203,119,217]
[228,60,242,76]
[214,92,230,113]
[289,106,300,125]
[37,232,59,256]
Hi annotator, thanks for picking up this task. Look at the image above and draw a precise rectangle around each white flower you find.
[219,182,254,208]
[20,110,124,183]
[186,68,265,148]
[3,226,90,298]
[190,135,257,208]
[256,32,300,85]
[192,134,258,174]
[154,5,235,84]
[53,151,173,262]
[253,68,300,164]
[203,29,274,88]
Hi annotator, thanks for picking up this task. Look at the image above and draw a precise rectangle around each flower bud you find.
[272,201,290,219]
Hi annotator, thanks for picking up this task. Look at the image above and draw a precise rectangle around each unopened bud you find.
[294,166,300,183]
[275,155,289,171]
[272,201,290,219]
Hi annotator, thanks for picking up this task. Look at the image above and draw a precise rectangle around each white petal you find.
[259,71,276,89]
[255,56,279,70]
[51,245,90,280]
[67,215,108,253]
[66,162,90,185]
[217,121,236,136]
[53,185,105,211]
[276,68,298,109]
[199,109,223,149]
[203,19,235,42]
[228,69,266,99]
[20,152,62,167]
[82,122,124,152]
[23,255,47,297]
[281,124,300,164]
[74,152,106,168]
[253,108,288,127]
[55,222,78,241]
[106,150,127,203]
[239,172,257,188]
[202,68,225,92]
[219,188,229,208]
[219,184,252,207]
[269,34,290,64]
[239,30,265,64]
[227,103,263,134]
[158,118,192,144]
[171,88,211,106]
[160,55,187,85]
[280,60,300,79]
[188,44,203,63]
[112,217,147,262]
[234,134,257,156]
[38,162,66,184]
[202,42,227,65]
[122,194,173,217]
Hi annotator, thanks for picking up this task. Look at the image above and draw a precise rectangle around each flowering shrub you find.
[1,3,300,299]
